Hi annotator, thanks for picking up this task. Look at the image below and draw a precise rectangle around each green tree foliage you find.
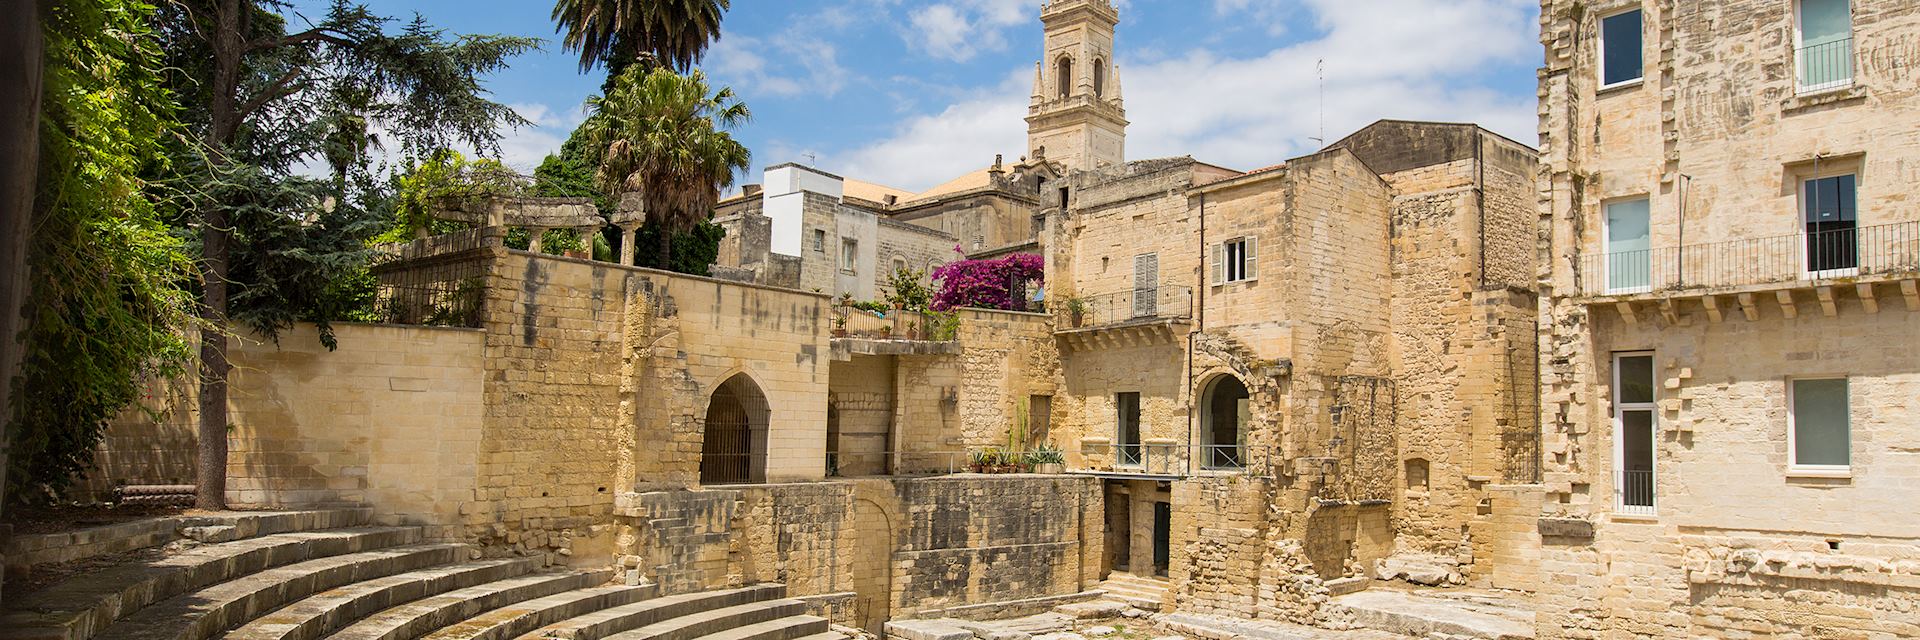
[579,66,749,266]
[153,0,536,508]
[532,125,721,274]
[10,0,200,502]
[551,0,729,85]
[379,149,528,243]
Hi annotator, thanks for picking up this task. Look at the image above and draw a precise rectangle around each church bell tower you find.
[1026,0,1127,172]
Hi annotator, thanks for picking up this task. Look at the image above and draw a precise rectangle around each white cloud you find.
[905,0,1035,62]
[706,25,854,98]
[834,0,1539,188]
[1211,0,1296,36]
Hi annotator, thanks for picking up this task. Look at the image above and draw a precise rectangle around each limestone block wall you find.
[1058,341,1186,471]
[1168,476,1269,616]
[616,475,1098,629]
[829,355,894,476]
[952,309,1061,451]
[894,192,1040,255]
[874,219,958,292]
[76,376,197,499]
[223,323,486,539]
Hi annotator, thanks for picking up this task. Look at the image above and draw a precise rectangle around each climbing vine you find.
[9,0,200,502]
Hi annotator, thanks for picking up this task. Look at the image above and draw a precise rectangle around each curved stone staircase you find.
[0,509,841,640]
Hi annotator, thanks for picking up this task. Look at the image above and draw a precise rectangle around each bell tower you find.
[1026,0,1126,172]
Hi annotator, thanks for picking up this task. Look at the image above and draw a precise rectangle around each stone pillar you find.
[619,223,641,266]
[528,226,548,254]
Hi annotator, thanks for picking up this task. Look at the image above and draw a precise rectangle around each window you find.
[1056,56,1073,98]
[840,238,858,272]
[1201,376,1248,469]
[811,229,826,252]
[1029,395,1053,444]
[1213,237,1258,284]
[1132,253,1159,318]
[1059,187,1070,209]
[1613,353,1656,515]
[1605,198,1651,292]
[1116,392,1141,466]
[1599,9,1644,89]
[1797,0,1854,92]
[891,257,907,275]
[1405,458,1430,491]
[1093,58,1106,97]
[1790,378,1850,473]
[1802,174,1857,274]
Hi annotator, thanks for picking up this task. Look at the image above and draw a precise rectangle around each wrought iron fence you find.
[1083,442,1264,476]
[1575,220,1920,296]
[1616,469,1656,516]
[1068,284,1194,328]
[1797,38,1854,93]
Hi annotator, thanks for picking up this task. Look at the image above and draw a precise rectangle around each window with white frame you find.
[811,229,827,253]
[1797,0,1854,92]
[1599,9,1644,89]
[840,238,857,272]
[1613,352,1656,515]
[1790,377,1850,473]
[1212,236,1257,284]
[1605,198,1651,293]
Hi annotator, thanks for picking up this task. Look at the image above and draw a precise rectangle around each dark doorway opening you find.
[1152,501,1171,577]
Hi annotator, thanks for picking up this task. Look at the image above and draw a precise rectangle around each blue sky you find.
[289,0,1543,193]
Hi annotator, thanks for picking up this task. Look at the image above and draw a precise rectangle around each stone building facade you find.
[1039,120,1540,621]
[1534,0,1920,637]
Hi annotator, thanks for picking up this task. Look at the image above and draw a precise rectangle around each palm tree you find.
[580,66,749,266]
[551,0,728,77]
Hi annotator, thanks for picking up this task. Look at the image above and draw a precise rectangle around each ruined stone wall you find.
[615,475,1098,627]
[1168,476,1269,616]
[1058,341,1185,472]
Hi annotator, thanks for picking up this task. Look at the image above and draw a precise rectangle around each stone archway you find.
[700,373,769,484]
[853,497,895,633]
[1199,373,1250,469]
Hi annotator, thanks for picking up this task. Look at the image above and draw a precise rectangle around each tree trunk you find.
[196,0,247,511]
[0,0,47,599]
[657,226,674,272]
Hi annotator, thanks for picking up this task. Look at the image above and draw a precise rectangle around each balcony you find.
[1797,38,1854,95]
[1615,469,1655,517]
[1056,284,1193,350]
[1074,442,1264,479]
[1573,221,1920,302]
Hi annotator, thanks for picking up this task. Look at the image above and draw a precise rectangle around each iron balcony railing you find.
[1574,220,1920,297]
[1616,469,1656,516]
[1066,284,1194,328]
[1081,442,1264,476]
[1797,37,1854,94]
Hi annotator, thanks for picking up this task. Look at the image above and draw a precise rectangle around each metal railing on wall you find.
[1616,469,1656,516]
[1574,221,1919,297]
[1080,442,1265,476]
[1797,37,1854,93]
[1067,284,1194,328]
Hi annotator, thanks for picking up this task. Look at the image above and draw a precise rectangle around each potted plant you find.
[1062,296,1087,328]
[832,314,848,338]
[877,324,893,338]
[969,449,991,473]
[1028,443,1066,474]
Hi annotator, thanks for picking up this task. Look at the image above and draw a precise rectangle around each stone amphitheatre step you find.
[4,508,372,577]
[599,599,809,640]
[93,542,468,640]
[522,584,787,640]
[1325,589,1535,640]
[788,632,846,640]
[0,526,422,640]
[329,570,615,640]
[219,557,542,640]
[416,584,656,640]
[684,615,827,640]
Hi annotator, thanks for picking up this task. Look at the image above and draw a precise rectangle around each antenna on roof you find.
[1310,58,1326,148]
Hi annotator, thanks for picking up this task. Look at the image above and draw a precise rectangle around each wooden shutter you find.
[1243,236,1257,281]
[1133,253,1158,318]
[1210,241,1224,285]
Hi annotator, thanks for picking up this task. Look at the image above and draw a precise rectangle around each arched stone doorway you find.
[1200,374,1249,469]
[852,498,894,632]
[701,373,769,484]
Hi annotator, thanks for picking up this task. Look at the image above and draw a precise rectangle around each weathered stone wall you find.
[222,324,485,540]
[1168,476,1268,616]
[1535,1,1920,635]
[76,377,197,500]
[875,218,958,292]
[829,355,894,477]
[894,192,1041,255]
[615,475,1098,628]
